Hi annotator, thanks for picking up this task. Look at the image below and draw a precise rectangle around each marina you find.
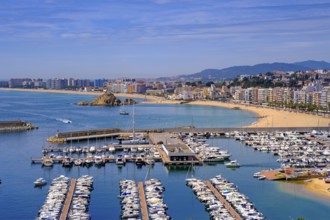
[209,175,265,220]
[205,181,242,220]
[48,127,329,143]
[144,179,170,220]
[37,176,71,220]
[186,178,236,220]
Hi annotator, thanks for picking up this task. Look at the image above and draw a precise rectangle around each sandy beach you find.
[1,88,329,128]
[303,178,330,199]
[189,100,330,128]
[0,88,179,104]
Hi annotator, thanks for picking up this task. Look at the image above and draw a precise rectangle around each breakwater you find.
[47,126,329,143]
[0,120,38,132]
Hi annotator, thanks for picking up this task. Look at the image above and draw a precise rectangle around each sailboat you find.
[121,104,148,145]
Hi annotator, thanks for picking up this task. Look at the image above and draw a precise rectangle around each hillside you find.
[163,60,330,81]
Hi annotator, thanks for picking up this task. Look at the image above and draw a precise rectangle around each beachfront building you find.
[257,88,267,103]
[46,78,68,90]
[9,78,32,88]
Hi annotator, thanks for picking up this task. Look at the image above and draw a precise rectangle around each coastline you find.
[278,179,330,204]
[1,88,329,128]
[303,178,330,200]
[1,87,329,205]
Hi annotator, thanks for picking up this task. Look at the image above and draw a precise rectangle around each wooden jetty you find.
[205,181,243,220]
[138,182,149,220]
[60,178,76,220]
[259,170,286,180]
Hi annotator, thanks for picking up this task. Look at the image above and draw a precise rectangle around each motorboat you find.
[145,157,155,166]
[258,175,266,180]
[108,145,116,153]
[225,160,240,168]
[34,178,47,187]
[56,118,72,124]
[62,156,73,167]
[42,158,54,167]
[116,157,125,166]
[120,110,129,115]
[135,156,144,166]
[74,158,83,166]
[203,155,225,162]
[94,155,104,166]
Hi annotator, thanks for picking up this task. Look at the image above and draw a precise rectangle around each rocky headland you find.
[77,92,136,106]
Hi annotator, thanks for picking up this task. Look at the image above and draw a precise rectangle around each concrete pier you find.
[60,178,76,220]
[138,182,149,220]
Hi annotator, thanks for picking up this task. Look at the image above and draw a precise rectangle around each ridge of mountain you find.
[159,60,330,81]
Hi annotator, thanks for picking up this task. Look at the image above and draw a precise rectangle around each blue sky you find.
[1,0,330,79]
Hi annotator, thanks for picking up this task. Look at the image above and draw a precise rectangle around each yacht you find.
[225,160,240,168]
[203,155,225,162]
[34,178,47,187]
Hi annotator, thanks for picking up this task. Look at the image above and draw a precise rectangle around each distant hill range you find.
[160,60,330,81]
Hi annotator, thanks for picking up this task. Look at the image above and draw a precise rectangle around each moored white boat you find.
[225,160,240,168]
[34,178,47,187]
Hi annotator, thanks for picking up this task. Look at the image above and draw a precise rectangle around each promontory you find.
[77,92,136,106]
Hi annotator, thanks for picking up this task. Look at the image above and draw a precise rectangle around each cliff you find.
[77,92,136,106]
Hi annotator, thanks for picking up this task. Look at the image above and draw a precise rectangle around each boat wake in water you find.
[56,118,72,124]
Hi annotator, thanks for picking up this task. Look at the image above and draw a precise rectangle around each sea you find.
[0,90,329,220]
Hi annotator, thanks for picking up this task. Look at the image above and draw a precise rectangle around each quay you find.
[138,182,149,220]
[60,178,76,220]
[47,126,329,143]
[47,128,147,143]
[205,181,243,220]
[0,120,38,132]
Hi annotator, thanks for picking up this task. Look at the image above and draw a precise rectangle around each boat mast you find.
[132,103,135,140]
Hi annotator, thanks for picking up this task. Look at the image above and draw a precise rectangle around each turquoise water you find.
[0,91,329,219]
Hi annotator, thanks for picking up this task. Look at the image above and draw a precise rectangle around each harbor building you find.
[161,144,197,162]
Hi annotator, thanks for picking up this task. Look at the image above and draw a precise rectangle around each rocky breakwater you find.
[77,92,136,106]
[0,120,38,132]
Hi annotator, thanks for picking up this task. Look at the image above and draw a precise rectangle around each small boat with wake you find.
[56,118,72,124]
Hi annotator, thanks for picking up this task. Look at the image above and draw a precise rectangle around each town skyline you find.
[1,1,330,78]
